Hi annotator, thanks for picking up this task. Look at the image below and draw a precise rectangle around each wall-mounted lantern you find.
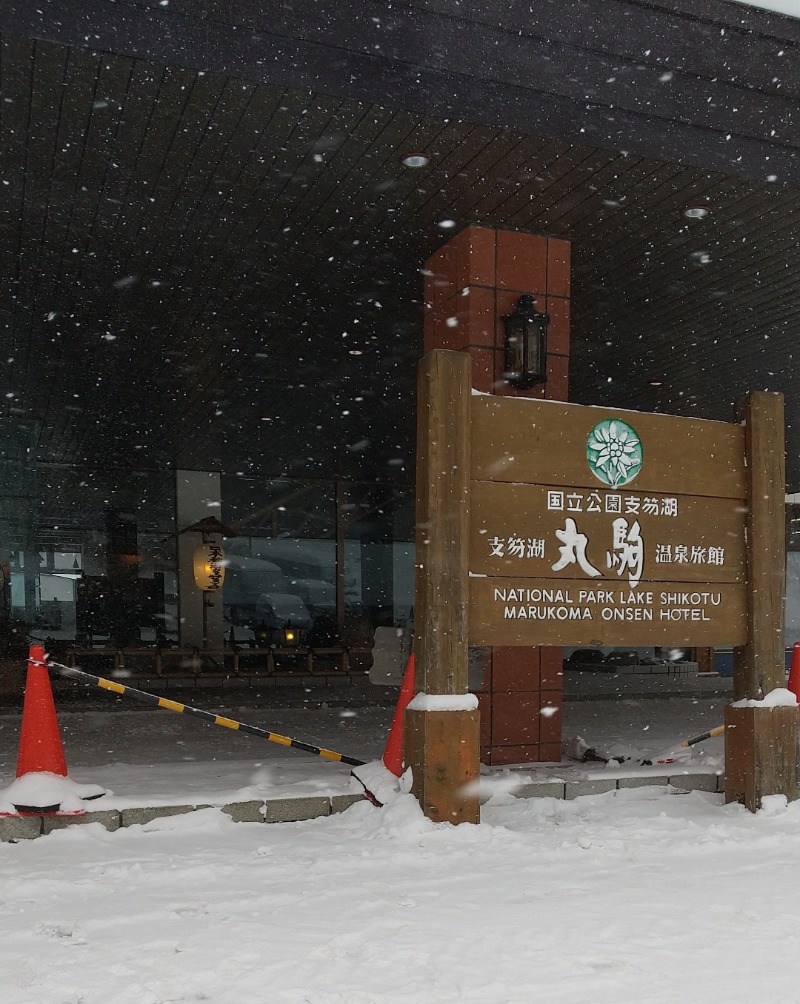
[503,293,549,389]
[193,542,225,591]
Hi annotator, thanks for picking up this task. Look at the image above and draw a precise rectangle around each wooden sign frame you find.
[407,350,795,821]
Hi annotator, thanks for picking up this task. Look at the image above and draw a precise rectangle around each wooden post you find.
[405,349,479,824]
[726,391,797,810]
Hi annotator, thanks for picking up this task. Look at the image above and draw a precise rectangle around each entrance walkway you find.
[0,670,731,838]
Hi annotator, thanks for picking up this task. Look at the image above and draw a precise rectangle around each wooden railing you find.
[62,645,373,682]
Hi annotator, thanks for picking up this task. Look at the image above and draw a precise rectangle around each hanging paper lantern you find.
[193,542,225,591]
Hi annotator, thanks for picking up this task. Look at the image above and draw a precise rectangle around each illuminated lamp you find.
[401,153,430,168]
[193,542,225,591]
[683,205,711,220]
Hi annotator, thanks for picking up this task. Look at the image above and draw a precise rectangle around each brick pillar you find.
[423,225,571,766]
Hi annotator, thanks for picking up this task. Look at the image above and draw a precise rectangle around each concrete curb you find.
[0,792,368,841]
[511,772,724,802]
[0,772,726,841]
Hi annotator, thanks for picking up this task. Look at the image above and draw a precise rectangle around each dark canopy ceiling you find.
[3,3,800,488]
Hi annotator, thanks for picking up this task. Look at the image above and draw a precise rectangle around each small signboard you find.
[467,399,747,647]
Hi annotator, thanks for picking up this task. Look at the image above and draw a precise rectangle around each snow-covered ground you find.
[3,690,777,1003]
[3,778,800,1003]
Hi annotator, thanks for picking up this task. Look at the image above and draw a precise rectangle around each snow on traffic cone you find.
[382,654,415,777]
[788,641,800,704]
[0,645,105,815]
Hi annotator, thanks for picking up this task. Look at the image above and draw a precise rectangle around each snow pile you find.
[6,786,800,1002]
[0,772,108,814]
[348,759,401,806]
[760,793,789,815]
[406,692,479,712]
[731,687,798,708]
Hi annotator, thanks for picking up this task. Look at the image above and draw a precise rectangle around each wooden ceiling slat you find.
[537,160,662,238]
[123,85,310,390]
[156,110,450,422]
[12,38,70,434]
[137,81,290,303]
[64,60,165,296]
[107,79,256,293]
[27,48,112,460]
[165,91,349,369]
[571,174,746,281]
[533,155,700,240]
[39,60,169,466]
[469,140,599,230]
[6,31,800,482]
[161,109,462,396]
[277,134,600,308]
[104,64,198,262]
[0,38,33,417]
[255,118,487,287]
[512,149,632,232]
[6,0,800,190]
[35,51,140,463]
[588,187,800,318]
[118,91,356,425]
[460,134,557,221]
[109,68,231,286]
[44,52,135,315]
[614,234,800,334]
[570,166,718,250]
[565,162,703,255]
[0,38,34,287]
[102,76,263,383]
[429,136,567,237]
[145,80,294,283]
[158,87,336,314]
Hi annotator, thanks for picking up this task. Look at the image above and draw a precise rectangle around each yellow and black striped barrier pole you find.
[641,725,725,765]
[49,660,367,768]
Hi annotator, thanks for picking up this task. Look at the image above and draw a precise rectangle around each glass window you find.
[2,465,176,649]
[343,484,415,632]
[220,476,414,648]
[221,477,337,645]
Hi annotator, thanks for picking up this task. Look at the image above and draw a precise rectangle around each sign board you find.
[411,349,791,818]
[467,397,747,647]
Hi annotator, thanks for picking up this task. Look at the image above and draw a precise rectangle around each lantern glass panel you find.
[504,295,548,388]
[524,320,543,375]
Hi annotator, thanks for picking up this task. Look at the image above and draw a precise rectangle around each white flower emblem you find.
[586,419,643,487]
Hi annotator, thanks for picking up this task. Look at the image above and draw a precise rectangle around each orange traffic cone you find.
[0,645,106,815]
[382,654,415,776]
[16,643,68,779]
[788,641,800,704]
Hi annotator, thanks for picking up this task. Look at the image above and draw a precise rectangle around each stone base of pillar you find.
[724,704,798,812]
[404,708,480,824]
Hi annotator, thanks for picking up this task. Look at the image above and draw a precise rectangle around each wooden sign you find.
[411,349,792,817]
[468,399,747,647]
